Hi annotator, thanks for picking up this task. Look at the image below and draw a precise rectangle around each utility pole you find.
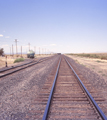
[10,47,11,56]
[15,39,18,56]
[12,44,14,56]
[42,48,43,55]
[43,49,44,55]
[39,47,40,55]
[34,46,36,54]
[28,43,30,51]
[21,46,22,57]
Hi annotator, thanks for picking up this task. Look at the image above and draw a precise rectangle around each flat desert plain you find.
[0,54,51,68]
[67,55,107,83]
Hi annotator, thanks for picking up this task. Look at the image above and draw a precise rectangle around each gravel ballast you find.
[66,55,107,116]
[0,55,60,120]
[1,55,107,119]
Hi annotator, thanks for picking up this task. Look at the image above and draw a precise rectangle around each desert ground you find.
[66,54,107,83]
[0,54,107,119]
[0,54,52,68]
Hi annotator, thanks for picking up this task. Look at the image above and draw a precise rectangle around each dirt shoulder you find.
[66,55,107,116]
[0,55,53,69]
[66,55,107,83]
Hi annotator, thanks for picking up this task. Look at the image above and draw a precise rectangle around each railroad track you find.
[0,56,54,78]
[34,55,107,120]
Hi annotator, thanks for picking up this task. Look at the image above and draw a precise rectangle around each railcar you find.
[27,50,35,58]
[57,53,61,55]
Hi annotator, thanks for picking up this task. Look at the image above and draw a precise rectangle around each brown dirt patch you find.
[0,54,52,68]
[66,55,107,83]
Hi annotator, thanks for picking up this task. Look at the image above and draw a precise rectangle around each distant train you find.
[57,53,61,55]
[27,50,35,58]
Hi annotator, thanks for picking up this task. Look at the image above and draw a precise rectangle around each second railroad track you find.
[0,56,54,78]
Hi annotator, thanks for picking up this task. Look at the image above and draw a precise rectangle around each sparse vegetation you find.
[14,58,24,63]
[102,74,105,76]
[98,71,102,73]
[81,64,86,67]
[96,60,102,63]
[75,60,79,63]
[0,48,4,56]
[68,53,107,60]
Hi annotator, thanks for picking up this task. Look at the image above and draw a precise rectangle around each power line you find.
[42,48,43,55]
[12,44,14,55]
[10,47,11,55]
[15,39,18,55]
[21,46,22,57]
[39,47,40,55]
[28,43,30,51]
[35,47,36,54]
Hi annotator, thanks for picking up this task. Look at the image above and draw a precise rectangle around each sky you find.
[0,0,107,54]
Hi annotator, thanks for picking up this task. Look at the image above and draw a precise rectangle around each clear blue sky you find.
[0,0,107,54]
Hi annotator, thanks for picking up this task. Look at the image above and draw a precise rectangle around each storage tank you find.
[27,50,35,58]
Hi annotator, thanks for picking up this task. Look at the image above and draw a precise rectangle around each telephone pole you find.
[21,46,22,57]
[28,43,30,51]
[43,48,44,55]
[10,47,11,55]
[34,46,36,54]
[42,48,43,55]
[39,47,40,55]
[15,39,18,55]
[12,44,14,56]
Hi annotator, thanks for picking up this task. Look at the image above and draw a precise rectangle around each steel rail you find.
[42,57,61,120]
[65,56,107,120]
[0,56,53,78]
[0,59,35,73]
